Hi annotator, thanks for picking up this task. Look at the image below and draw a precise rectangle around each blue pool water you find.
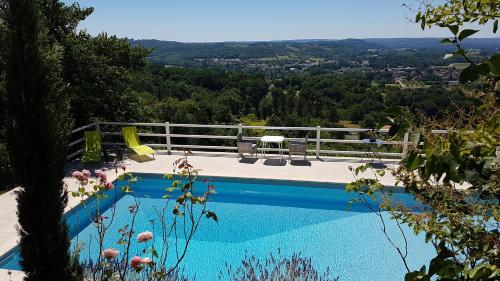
[0,175,435,280]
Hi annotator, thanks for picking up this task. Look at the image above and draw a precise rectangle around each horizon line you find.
[125,36,500,44]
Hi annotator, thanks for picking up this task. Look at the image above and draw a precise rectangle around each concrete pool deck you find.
[0,151,399,279]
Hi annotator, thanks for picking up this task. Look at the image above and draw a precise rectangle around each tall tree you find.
[5,0,73,280]
[0,0,13,189]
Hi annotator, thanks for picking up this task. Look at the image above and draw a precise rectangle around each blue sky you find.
[64,0,497,42]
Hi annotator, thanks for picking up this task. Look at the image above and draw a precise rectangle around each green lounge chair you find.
[121,126,155,158]
[81,131,102,163]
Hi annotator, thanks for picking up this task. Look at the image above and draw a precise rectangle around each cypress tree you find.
[5,0,73,280]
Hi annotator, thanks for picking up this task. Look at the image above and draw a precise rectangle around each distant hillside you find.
[129,38,499,71]
[129,39,384,64]
[364,38,500,50]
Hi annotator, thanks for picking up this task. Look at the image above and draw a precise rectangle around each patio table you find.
[260,135,285,159]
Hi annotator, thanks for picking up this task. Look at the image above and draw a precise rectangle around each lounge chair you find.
[81,131,102,163]
[289,135,308,160]
[237,133,257,160]
[121,126,155,158]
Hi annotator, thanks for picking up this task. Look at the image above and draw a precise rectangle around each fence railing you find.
[67,121,418,161]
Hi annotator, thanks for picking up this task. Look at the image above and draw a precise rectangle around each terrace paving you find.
[0,151,399,280]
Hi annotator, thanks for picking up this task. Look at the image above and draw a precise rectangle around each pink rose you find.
[142,257,152,264]
[207,185,216,195]
[104,182,114,190]
[119,163,127,171]
[72,171,88,182]
[82,169,91,177]
[137,231,153,243]
[100,173,107,182]
[94,169,107,183]
[101,248,119,259]
[130,256,142,269]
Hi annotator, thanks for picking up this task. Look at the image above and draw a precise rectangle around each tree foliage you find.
[348,1,500,280]
[4,0,74,279]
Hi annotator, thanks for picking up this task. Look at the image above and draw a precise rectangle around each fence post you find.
[165,122,171,155]
[238,123,243,135]
[94,121,100,133]
[402,131,409,159]
[316,126,321,159]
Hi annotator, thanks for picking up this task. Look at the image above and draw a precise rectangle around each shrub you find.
[70,151,217,280]
[219,250,337,281]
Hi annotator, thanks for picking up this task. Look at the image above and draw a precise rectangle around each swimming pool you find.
[0,174,435,280]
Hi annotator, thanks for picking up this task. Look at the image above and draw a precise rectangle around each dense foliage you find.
[0,1,152,189]
[347,1,500,280]
[4,0,74,279]
[129,65,479,129]
[0,0,13,189]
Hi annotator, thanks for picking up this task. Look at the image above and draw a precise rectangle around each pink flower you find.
[82,169,91,177]
[142,257,152,264]
[119,163,127,171]
[72,171,88,182]
[94,169,107,183]
[130,256,142,269]
[104,182,114,190]
[101,248,119,259]
[100,173,107,183]
[207,185,216,195]
[137,231,153,243]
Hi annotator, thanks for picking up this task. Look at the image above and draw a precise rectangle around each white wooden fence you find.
[67,121,416,160]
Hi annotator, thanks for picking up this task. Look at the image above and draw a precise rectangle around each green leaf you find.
[384,106,404,116]
[376,116,394,130]
[443,54,454,60]
[448,25,459,35]
[487,54,500,75]
[405,150,423,171]
[410,130,421,146]
[151,245,158,258]
[205,211,218,222]
[405,266,430,281]
[493,19,498,33]
[440,38,454,45]
[458,29,479,41]
[166,187,178,193]
[182,183,191,191]
[460,63,490,83]
[453,49,466,57]
[486,114,500,133]
[415,11,421,22]
[428,257,462,278]
[376,169,385,177]
[466,262,494,279]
